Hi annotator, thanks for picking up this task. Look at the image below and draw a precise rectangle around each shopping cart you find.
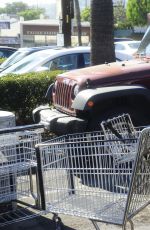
[0,124,45,227]
[35,127,150,230]
[100,114,142,165]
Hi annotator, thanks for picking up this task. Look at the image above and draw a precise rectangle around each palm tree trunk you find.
[91,0,115,65]
[74,0,82,46]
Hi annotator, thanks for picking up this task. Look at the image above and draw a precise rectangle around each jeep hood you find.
[57,26,150,87]
[57,59,150,87]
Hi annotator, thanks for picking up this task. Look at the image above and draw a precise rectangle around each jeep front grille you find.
[54,81,73,109]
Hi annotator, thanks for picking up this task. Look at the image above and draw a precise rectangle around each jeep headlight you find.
[72,85,79,99]
[74,85,79,96]
[53,81,58,93]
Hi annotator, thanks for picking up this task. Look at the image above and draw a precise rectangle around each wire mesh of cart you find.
[0,124,45,227]
[100,114,144,165]
[35,127,150,230]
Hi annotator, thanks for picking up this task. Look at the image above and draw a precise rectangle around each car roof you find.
[17,46,91,67]
[17,45,56,52]
[114,38,133,42]
[115,40,141,45]
[32,46,91,56]
[0,46,17,50]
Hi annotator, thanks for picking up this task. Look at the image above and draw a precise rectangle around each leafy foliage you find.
[114,21,133,30]
[126,0,150,26]
[114,1,133,29]
[0,58,6,65]
[0,71,62,124]
[114,1,126,24]
[81,7,91,22]
[18,8,45,20]
[4,2,28,14]
[0,1,45,20]
[81,3,132,29]
[0,8,6,14]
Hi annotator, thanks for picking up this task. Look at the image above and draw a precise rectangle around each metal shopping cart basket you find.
[35,127,150,230]
[100,114,143,165]
[0,124,45,227]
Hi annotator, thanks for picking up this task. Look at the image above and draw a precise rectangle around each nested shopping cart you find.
[35,121,150,230]
[0,124,45,227]
[100,113,141,165]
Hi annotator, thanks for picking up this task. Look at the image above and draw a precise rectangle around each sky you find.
[0,0,56,7]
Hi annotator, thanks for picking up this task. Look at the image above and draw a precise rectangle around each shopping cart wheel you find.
[52,213,64,230]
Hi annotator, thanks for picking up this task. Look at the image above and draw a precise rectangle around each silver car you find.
[0,47,91,77]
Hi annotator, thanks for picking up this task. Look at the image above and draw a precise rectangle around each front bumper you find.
[34,107,87,135]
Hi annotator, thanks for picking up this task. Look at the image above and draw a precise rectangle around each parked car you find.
[114,37,133,42]
[115,40,141,60]
[0,47,91,77]
[32,27,150,135]
[88,38,133,46]
[0,46,17,59]
[0,46,56,72]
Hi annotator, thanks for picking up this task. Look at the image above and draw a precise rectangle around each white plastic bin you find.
[0,111,16,129]
[0,111,16,208]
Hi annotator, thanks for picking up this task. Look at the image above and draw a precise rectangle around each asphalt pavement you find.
[2,205,150,230]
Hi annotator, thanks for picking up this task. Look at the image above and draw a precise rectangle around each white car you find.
[0,46,90,77]
[0,46,56,72]
[115,40,141,61]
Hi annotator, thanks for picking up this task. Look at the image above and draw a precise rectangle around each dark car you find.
[0,46,17,58]
[0,46,56,72]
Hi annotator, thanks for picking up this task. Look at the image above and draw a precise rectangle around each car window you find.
[128,42,140,49]
[0,51,5,58]
[83,53,90,67]
[43,54,78,71]
[6,50,14,57]
[12,60,32,72]
[0,50,14,58]
[115,44,125,50]
[0,51,29,69]
[1,51,49,74]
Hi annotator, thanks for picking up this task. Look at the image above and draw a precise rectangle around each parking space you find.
[2,206,150,230]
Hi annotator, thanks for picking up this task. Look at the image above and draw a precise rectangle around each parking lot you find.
[2,205,150,230]
[0,122,150,230]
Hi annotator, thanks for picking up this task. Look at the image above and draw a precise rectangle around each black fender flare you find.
[71,85,150,111]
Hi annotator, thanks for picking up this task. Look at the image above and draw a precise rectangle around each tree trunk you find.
[74,0,82,46]
[91,0,115,65]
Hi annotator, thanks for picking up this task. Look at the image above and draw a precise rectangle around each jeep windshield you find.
[137,26,150,57]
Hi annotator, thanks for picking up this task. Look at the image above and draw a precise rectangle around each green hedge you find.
[0,58,6,64]
[0,71,62,124]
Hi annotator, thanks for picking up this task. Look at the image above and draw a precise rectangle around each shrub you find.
[0,71,62,124]
[0,58,6,64]
[114,21,133,30]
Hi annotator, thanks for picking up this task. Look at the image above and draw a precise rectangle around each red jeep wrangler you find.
[33,28,150,135]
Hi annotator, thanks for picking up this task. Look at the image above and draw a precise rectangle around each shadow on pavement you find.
[2,215,76,230]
